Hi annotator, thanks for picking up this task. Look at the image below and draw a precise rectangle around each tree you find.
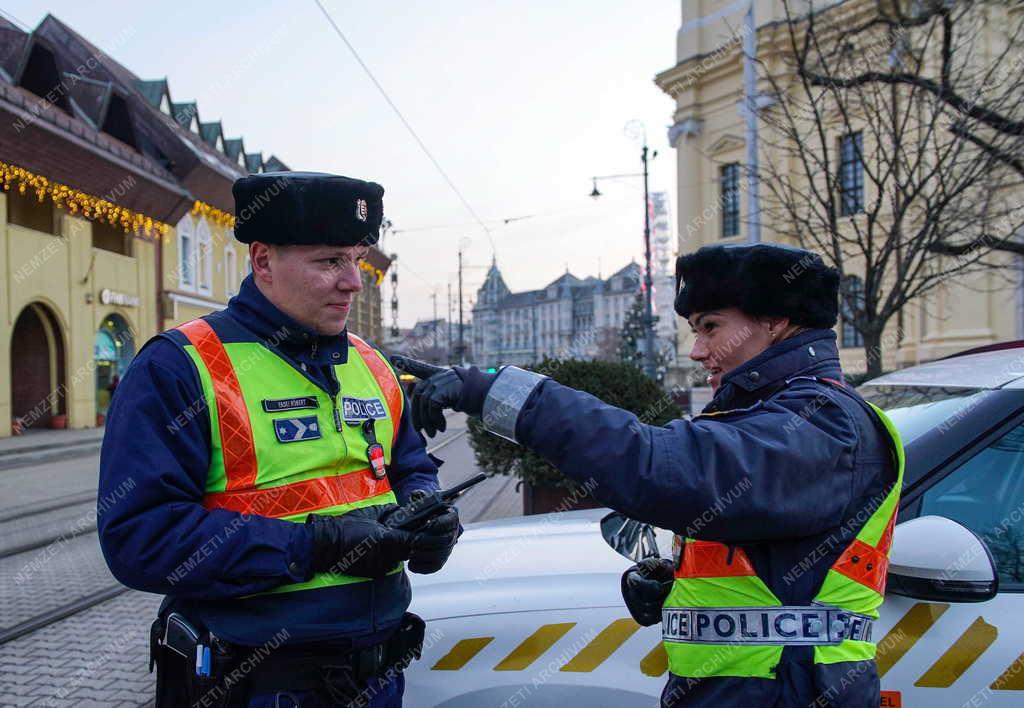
[752,0,1024,376]
[466,358,679,490]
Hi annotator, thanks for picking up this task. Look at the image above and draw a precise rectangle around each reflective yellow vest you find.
[662,385,904,680]
[176,316,403,595]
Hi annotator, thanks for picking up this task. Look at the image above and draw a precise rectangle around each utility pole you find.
[430,291,439,363]
[447,282,453,362]
[457,248,465,365]
[743,1,761,244]
[641,144,657,380]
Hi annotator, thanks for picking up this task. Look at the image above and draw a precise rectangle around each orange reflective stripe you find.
[348,333,403,445]
[831,504,898,594]
[203,467,392,517]
[178,319,258,492]
[675,540,757,579]
[832,538,890,595]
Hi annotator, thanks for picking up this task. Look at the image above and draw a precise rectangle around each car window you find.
[919,421,1024,586]
[858,385,991,445]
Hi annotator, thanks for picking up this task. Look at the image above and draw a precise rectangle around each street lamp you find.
[590,124,658,380]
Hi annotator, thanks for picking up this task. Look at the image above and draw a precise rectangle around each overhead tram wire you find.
[313,0,495,253]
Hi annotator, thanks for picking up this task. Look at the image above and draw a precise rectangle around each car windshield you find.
[857,384,992,445]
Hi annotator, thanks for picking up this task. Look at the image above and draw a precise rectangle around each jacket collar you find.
[226,275,349,365]
[707,329,843,412]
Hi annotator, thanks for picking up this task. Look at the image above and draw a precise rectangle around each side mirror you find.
[600,512,660,562]
[887,515,999,603]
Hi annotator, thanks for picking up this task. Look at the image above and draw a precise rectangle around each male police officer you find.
[98,172,459,707]
[397,243,902,707]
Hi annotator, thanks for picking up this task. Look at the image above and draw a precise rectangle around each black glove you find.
[391,356,497,438]
[621,557,674,627]
[306,506,416,578]
[407,498,461,575]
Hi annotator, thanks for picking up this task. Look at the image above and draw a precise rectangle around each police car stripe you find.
[432,637,494,671]
[560,618,642,672]
[640,643,669,677]
[876,602,949,677]
[494,623,576,671]
[914,616,998,688]
[991,652,1024,690]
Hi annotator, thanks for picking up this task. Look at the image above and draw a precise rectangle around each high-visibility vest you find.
[662,380,905,679]
[174,315,403,595]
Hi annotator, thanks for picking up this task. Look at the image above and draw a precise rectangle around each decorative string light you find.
[190,200,235,229]
[0,161,170,239]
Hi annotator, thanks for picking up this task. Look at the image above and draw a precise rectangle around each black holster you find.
[150,612,425,708]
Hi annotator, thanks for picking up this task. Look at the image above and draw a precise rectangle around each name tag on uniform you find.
[273,415,322,443]
[262,396,319,413]
[341,397,387,423]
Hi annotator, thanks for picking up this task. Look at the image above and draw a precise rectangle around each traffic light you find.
[486,367,497,373]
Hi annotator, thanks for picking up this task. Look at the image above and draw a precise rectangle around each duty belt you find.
[662,605,874,646]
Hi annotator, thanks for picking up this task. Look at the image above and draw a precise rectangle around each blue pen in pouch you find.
[201,645,211,677]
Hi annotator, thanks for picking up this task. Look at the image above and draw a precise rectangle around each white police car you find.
[405,344,1024,707]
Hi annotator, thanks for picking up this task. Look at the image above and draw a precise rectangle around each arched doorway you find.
[10,303,67,431]
[95,314,135,420]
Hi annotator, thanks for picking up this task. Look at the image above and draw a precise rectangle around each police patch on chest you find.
[273,415,322,443]
[341,397,387,423]
[262,396,319,412]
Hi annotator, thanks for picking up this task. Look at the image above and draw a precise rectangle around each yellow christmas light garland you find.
[0,161,170,239]
[190,200,235,230]
[359,259,385,286]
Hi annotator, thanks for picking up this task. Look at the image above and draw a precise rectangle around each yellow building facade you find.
[0,187,159,434]
[656,0,1023,377]
[0,15,392,436]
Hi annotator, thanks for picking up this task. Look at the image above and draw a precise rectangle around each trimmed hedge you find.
[467,358,680,489]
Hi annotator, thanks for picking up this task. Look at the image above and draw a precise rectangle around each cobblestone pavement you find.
[0,412,517,706]
[0,590,160,707]
[0,531,118,633]
[0,500,97,558]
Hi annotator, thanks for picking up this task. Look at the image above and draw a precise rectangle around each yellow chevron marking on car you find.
[494,623,576,671]
[640,643,669,677]
[560,618,642,673]
[915,616,998,688]
[991,652,1024,690]
[876,602,949,677]
[432,637,495,671]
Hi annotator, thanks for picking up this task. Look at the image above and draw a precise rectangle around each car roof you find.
[863,348,1024,390]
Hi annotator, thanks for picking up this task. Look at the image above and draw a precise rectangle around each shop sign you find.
[100,289,139,307]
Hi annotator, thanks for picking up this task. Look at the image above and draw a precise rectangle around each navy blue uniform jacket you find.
[514,330,897,708]
[97,276,440,646]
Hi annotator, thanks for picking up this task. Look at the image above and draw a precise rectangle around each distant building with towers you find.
[471,258,643,368]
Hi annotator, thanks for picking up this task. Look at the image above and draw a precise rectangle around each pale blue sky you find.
[7,1,680,327]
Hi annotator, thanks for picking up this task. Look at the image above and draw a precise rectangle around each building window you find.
[225,246,238,298]
[197,217,213,295]
[720,163,740,238]
[839,132,864,216]
[841,275,865,348]
[177,215,195,290]
[6,189,56,233]
[92,220,132,256]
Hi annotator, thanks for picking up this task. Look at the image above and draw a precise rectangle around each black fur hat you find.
[233,171,384,246]
[674,243,840,328]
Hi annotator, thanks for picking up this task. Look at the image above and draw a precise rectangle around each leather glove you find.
[621,557,675,627]
[390,356,497,438]
[405,494,461,575]
[306,505,416,579]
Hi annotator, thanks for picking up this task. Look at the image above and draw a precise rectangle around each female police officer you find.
[396,243,902,707]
